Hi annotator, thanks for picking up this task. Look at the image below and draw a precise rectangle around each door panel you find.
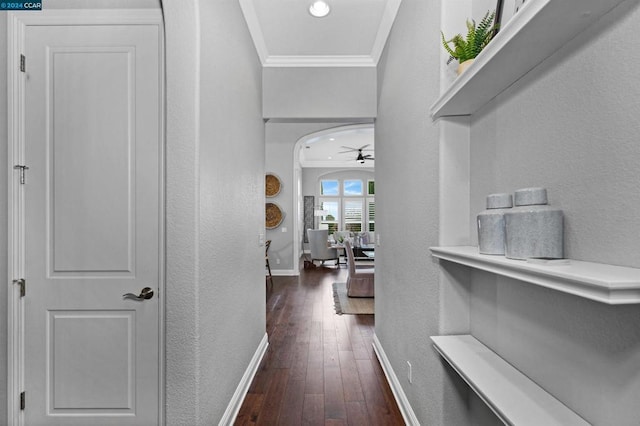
[19,18,162,426]
[50,47,134,274]
[48,311,135,411]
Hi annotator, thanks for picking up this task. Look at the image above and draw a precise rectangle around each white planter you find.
[477,193,513,255]
[504,188,563,260]
[456,58,474,75]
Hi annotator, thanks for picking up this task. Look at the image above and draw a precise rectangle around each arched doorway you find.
[292,123,375,271]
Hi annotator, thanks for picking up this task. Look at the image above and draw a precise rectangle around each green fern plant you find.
[441,10,498,65]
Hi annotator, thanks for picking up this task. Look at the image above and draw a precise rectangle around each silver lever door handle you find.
[123,287,154,301]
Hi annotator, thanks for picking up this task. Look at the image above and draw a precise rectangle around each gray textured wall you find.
[469,1,640,424]
[163,0,266,424]
[197,1,266,422]
[162,3,200,423]
[375,0,455,424]
[263,67,377,119]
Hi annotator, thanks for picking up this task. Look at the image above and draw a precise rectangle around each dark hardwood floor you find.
[235,264,405,425]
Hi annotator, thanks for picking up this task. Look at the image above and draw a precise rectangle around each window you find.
[320,180,339,196]
[344,200,363,232]
[367,198,375,232]
[319,199,339,234]
[317,178,374,234]
[343,179,363,196]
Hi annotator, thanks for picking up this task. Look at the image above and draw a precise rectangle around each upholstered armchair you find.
[307,229,339,266]
[344,241,374,297]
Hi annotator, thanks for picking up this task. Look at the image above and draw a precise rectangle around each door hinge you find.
[14,165,29,185]
[20,54,25,72]
[20,391,25,410]
[13,278,25,297]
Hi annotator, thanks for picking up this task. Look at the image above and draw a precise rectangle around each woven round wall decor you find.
[265,202,284,229]
[265,173,282,197]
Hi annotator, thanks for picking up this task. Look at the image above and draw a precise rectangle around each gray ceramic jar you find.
[477,193,513,255]
[504,187,564,260]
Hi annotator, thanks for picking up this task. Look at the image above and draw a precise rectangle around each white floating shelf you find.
[431,335,590,426]
[430,0,628,119]
[430,246,640,305]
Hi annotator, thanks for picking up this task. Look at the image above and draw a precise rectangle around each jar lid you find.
[514,187,548,206]
[486,193,513,209]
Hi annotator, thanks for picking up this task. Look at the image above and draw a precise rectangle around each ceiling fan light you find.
[309,1,330,18]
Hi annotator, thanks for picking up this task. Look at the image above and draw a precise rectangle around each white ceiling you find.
[239,0,402,66]
[299,124,374,168]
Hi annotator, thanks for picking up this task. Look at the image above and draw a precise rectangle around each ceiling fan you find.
[339,144,375,163]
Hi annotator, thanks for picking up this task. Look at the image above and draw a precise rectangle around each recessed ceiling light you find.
[309,1,330,18]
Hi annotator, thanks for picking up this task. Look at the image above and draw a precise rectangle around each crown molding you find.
[239,0,402,68]
[238,0,269,64]
[264,55,376,68]
[370,0,402,64]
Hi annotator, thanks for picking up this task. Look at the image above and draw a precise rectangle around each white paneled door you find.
[10,11,163,426]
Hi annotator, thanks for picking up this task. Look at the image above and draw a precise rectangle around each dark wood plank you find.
[306,344,325,394]
[289,341,309,382]
[356,359,404,426]
[338,350,364,402]
[345,315,372,360]
[345,401,372,425]
[234,267,404,425]
[305,364,324,395]
[324,366,347,421]
[234,393,263,425]
[324,340,340,369]
[247,347,276,394]
[278,379,305,426]
[302,394,325,426]
[273,333,297,369]
[335,316,352,352]
[256,368,288,425]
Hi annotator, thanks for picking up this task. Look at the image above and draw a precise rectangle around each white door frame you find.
[292,147,302,273]
[6,10,166,425]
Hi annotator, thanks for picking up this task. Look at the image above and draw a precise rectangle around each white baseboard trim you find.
[372,333,420,426]
[271,269,298,276]
[219,333,269,426]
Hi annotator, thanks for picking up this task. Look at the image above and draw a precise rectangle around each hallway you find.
[235,266,404,425]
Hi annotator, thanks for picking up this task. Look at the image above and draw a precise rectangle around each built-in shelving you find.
[430,246,640,305]
[431,335,590,426]
[430,0,629,119]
